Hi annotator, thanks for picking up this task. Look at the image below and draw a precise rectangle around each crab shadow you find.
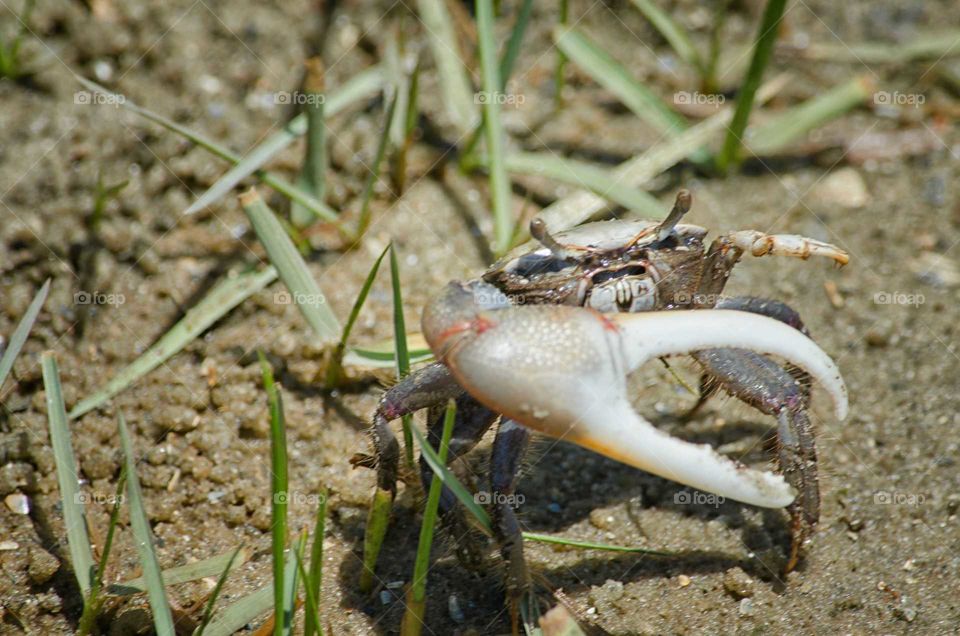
[333,408,796,633]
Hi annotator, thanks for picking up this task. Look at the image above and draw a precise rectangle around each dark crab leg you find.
[489,418,533,629]
[688,296,818,572]
[352,361,461,591]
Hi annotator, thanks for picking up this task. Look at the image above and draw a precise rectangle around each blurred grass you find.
[715,0,788,172]
[477,0,514,256]
[0,279,48,397]
[78,472,124,635]
[416,0,477,132]
[291,58,328,229]
[303,488,327,636]
[0,0,34,80]
[117,412,176,634]
[193,546,245,636]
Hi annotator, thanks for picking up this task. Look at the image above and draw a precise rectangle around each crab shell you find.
[483,220,710,309]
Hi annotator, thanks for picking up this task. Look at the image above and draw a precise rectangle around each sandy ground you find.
[1,0,959,634]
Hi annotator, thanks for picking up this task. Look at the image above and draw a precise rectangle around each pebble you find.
[723,567,755,599]
[677,574,691,588]
[28,546,60,584]
[738,598,755,616]
[911,253,960,288]
[5,493,30,514]
[379,590,392,605]
[813,167,870,209]
[0,541,19,551]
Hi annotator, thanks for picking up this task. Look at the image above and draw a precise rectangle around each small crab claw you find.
[423,283,847,509]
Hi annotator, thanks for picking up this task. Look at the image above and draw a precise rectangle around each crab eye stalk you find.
[529,217,582,262]
[655,189,693,241]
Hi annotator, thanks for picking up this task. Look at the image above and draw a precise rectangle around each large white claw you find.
[427,299,847,510]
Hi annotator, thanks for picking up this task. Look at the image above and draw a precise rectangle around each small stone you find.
[813,167,870,209]
[678,574,691,588]
[902,559,916,571]
[5,493,29,514]
[738,598,755,616]
[911,253,960,288]
[28,546,61,584]
[865,328,890,348]
[0,541,19,550]
[588,509,616,530]
[723,567,755,599]
[380,590,392,605]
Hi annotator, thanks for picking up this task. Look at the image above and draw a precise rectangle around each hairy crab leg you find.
[423,287,847,510]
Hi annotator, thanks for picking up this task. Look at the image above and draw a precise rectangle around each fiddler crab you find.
[355,191,849,622]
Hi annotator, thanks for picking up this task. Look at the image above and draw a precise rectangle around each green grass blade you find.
[117,413,175,635]
[356,93,398,239]
[715,0,788,172]
[0,278,49,395]
[42,353,95,597]
[344,346,434,368]
[303,489,327,636]
[477,0,514,256]
[504,152,664,216]
[388,244,414,466]
[630,0,703,72]
[295,546,322,636]
[240,190,340,342]
[416,0,478,133]
[553,27,689,137]
[500,0,534,88]
[410,424,491,531]
[536,73,788,232]
[69,267,277,418]
[110,547,251,595]
[182,66,383,217]
[193,546,245,636]
[405,400,455,633]
[555,0,570,107]
[78,472,125,636]
[326,244,390,387]
[748,75,872,156]
[259,353,289,636]
[291,59,328,228]
[280,535,306,636]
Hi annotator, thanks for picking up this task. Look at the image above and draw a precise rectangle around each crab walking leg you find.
[426,299,847,510]
[725,231,850,266]
[608,310,847,421]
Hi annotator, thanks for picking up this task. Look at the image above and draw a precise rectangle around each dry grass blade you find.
[747,75,873,156]
[182,66,382,217]
[537,74,789,232]
[504,152,664,216]
[193,546,245,636]
[111,547,251,595]
[0,278,49,396]
[69,267,277,418]
[240,189,340,342]
[42,352,95,597]
[117,412,176,635]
